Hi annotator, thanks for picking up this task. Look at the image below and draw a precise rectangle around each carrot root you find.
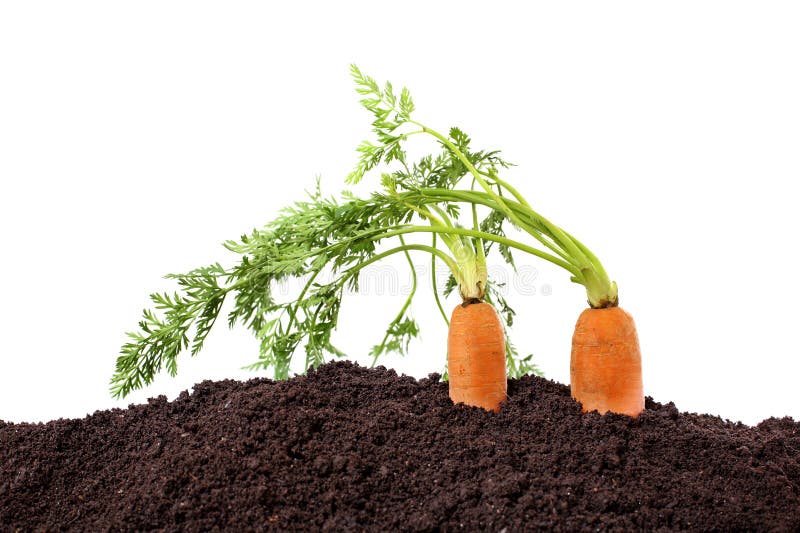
[570,306,644,418]
[447,302,507,412]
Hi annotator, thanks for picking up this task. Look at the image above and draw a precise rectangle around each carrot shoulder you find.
[570,306,644,417]
[447,302,507,412]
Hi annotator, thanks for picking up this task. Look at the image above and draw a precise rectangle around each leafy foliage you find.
[111,67,545,399]
[111,263,228,398]
[348,65,415,184]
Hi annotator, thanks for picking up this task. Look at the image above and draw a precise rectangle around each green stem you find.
[305,302,324,368]
[478,169,531,209]
[402,200,447,228]
[429,204,455,227]
[283,268,323,335]
[430,234,450,326]
[371,236,418,366]
[563,230,612,288]
[471,177,487,273]
[413,122,520,220]
[404,202,459,252]
[379,226,580,277]
[399,127,589,271]
[412,121,580,264]
[344,243,461,282]
[410,188,575,264]
[406,188,616,306]
[417,189,611,284]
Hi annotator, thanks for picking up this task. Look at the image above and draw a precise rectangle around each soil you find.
[1,361,798,532]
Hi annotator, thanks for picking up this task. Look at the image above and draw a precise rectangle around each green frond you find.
[113,66,623,398]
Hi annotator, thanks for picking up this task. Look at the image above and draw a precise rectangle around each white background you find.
[1,2,798,426]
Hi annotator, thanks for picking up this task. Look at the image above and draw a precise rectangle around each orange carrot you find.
[570,306,644,417]
[447,301,507,412]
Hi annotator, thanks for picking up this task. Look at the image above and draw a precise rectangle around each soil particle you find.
[2,361,798,531]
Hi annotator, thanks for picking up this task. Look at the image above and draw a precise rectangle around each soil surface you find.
[2,361,799,532]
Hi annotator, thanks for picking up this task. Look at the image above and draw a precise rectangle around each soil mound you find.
[2,361,798,531]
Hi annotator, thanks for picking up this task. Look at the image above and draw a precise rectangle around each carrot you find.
[570,306,644,417]
[447,301,507,412]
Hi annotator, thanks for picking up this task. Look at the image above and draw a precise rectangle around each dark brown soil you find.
[2,361,799,532]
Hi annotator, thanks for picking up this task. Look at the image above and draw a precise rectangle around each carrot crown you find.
[110,66,619,398]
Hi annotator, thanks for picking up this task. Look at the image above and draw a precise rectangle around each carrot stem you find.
[371,235,418,366]
[408,188,575,263]
[343,243,460,282]
[430,234,450,327]
[378,226,580,277]
[470,179,487,274]
[400,185,617,306]
[413,121,534,237]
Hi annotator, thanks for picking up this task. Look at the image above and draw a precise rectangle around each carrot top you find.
[346,66,617,306]
[110,66,615,399]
